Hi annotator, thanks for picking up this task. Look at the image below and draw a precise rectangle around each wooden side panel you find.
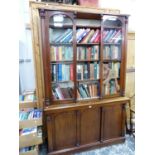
[31,7,45,108]
[80,107,100,145]
[53,111,77,150]
[102,104,123,140]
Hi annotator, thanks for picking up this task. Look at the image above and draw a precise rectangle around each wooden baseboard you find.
[48,137,125,155]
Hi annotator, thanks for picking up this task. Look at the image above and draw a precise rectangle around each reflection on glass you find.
[103,62,120,95]
[52,82,74,100]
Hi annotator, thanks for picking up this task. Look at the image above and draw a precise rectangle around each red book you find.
[70,64,74,81]
[87,47,91,60]
[93,34,100,43]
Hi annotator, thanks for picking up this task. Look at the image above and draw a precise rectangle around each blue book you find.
[63,31,73,43]
[104,30,114,42]
[55,29,72,43]
[60,31,73,43]
[77,29,90,43]
[58,64,62,81]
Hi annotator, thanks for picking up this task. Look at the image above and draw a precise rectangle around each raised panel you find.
[80,107,101,145]
[54,111,77,150]
[102,104,123,140]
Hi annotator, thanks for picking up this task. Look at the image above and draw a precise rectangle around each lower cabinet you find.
[46,102,126,155]
[101,104,125,141]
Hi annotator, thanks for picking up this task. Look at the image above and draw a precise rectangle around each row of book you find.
[51,64,73,82]
[52,29,73,43]
[50,46,73,61]
[52,86,74,100]
[77,63,99,80]
[77,83,99,99]
[19,109,42,121]
[103,29,122,43]
[51,28,100,43]
[76,28,100,43]
[103,62,120,80]
[103,45,121,60]
[19,90,36,102]
[19,146,36,153]
[103,79,120,95]
[77,46,99,60]
[19,127,42,136]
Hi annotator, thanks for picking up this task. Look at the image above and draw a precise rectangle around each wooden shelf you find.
[103,93,120,98]
[103,59,121,62]
[77,96,100,101]
[51,80,73,84]
[77,43,99,46]
[76,25,100,29]
[49,24,73,29]
[77,60,99,62]
[50,60,73,64]
[104,26,122,29]
[19,149,38,155]
[19,101,37,109]
[19,118,43,129]
[77,79,100,83]
[50,43,72,46]
[103,43,121,45]
[19,132,42,148]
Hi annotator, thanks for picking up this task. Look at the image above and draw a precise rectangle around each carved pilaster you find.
[47,116,51,122]
[39,9,46,19]
[45,98,51,106]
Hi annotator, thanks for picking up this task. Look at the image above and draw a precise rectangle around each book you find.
[81,29,95,43]
[77,28,90,43]
[89,29,100,43]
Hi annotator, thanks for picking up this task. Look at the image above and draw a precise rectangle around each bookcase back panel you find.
[76,19,101,27]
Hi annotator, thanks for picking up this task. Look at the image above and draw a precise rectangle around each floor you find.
[40,135,135,155]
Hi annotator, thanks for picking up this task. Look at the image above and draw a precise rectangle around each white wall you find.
[19,0,35,93]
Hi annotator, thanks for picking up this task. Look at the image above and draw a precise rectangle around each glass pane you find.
[52,82,74,100]
[49,14,73,26]
[77,46,99,60]
[103,45,121,60]
[102,62,120,96]
[49,14,74,101]
[77,81,100,100]
[77,62,99,80]
[103,16,122,27]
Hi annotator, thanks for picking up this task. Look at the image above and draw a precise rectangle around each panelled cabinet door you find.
[101,104,124,141]
[80,107,101,145]
[46,111,77,151]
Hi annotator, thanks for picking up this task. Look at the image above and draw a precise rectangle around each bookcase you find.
[30,2,130,155]
[19,91,43,155]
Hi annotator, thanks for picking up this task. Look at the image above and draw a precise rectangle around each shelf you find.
[19,149,38,155]
[77,60,99,62]
[19,132,42,148]
[50,43,72,46]
[103,43,121,45]
[49,24,73,29]
[77,43,99,46]
[51,80,73,84]
[104,26,122,29]
[76,25,100,29]
[19,101,37,109]
[103,59,121,62]
[103,93,120,98]
[77,96,100,101]
[77,79,100,83]
[50,60,73,64]
[19,118,43,129]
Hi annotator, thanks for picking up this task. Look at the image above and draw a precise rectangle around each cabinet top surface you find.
[30,1,129,17]
[44,97,130,113]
